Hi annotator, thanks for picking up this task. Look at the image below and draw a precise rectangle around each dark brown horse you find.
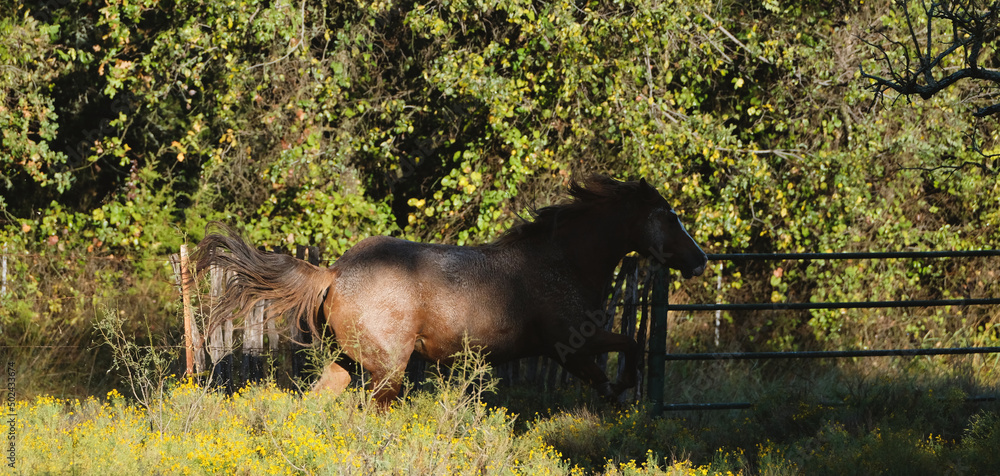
[195,176,707,404]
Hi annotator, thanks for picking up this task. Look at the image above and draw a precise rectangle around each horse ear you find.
[638,178,654,194]
[638,178,660,203]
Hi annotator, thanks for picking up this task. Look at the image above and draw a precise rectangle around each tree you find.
[861,0,1000,173]
[862,1,1000,115]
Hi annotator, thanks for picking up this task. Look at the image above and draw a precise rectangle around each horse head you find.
[632,178,708,279]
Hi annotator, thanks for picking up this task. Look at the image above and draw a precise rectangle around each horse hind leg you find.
[352,343,412,407]
[366,362,409,407]
[333,312,415,407]
[310,356,406,407]
[310,361,352,396]
[370,375,404,406]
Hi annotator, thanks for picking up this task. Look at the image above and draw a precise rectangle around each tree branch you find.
[862,0,1000,116]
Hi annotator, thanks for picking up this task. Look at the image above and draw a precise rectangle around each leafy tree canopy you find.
[2,0,999,392]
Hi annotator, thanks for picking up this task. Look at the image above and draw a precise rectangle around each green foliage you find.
[2,0,999,401]
[0,10,81,197]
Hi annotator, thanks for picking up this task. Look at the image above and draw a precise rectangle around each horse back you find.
[326,236,546,362]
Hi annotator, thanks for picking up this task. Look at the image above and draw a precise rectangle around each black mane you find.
[491,176,643,246]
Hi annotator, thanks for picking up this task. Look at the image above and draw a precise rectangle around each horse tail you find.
[194,223,334,339]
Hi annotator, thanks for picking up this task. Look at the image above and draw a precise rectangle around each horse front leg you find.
[558,358,616,399]
[554,329,640,399]
[610,338,639,396]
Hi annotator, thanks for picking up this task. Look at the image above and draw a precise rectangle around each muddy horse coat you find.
[196,176,707,404]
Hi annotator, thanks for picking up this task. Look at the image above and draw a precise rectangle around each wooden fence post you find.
[243,299,266,385]
[171,245,204,377]
[524,356,539,388]
[240,245,275,386]
[715,263,723,347]
[598,260,631,371]
[291,246,319,380]
[208,265,235,394]
[634,272,652,402]
[266,318,279,352]
[1,244,7,297]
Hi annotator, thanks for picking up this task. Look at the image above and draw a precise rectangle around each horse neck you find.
[548,208,632,295]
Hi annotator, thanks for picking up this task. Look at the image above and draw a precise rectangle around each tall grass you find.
[14,345,574,475]
[10,309,1000,475]
[15,366,998,474]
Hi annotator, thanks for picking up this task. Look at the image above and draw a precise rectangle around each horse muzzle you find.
[680,266,703,279]
[691,263,706,277]
[680,256,708,279]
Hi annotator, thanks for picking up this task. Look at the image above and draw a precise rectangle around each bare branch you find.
[699,10,773,65]
[974,102,1000,116]
[862,0,1000,116]
[899,160,994,182]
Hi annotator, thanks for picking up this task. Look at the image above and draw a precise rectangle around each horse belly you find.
[410,288,528,364]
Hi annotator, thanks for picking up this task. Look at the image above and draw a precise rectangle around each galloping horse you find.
[195,176,707,404]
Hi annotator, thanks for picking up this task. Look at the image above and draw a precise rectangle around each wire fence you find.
[650,249,1000,413]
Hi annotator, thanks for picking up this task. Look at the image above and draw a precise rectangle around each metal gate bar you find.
[663,346,1000,361]
[645,249,1000,415]
[667,298,1000,312]
[708,250,1000,260]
